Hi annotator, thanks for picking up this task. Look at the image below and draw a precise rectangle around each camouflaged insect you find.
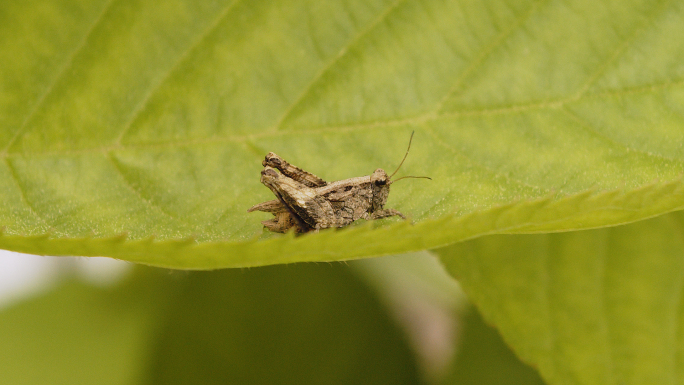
[248,132,428,233]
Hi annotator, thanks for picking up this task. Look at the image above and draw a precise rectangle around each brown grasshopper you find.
[248,132,429,233]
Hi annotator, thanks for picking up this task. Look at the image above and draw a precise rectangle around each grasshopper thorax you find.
[370,168,391,210]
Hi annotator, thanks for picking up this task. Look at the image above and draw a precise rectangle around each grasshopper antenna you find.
[392,175,432,183]
[389,131,431,183]
[390,131,415,178]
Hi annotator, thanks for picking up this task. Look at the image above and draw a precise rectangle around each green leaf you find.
[441,307,545,385]
[353,253,546,385]
[0,272,164,385]
[2,0,684,267]
[436,210,684,385]
[0,264,421,384]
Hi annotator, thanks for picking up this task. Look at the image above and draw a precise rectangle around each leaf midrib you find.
[3,79,681,159]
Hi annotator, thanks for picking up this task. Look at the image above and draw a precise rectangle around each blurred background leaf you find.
[437,210,684,385]
[0,269,162,385]
[0,263,422,385]
[440,307,546,385]
[0,255,549,384]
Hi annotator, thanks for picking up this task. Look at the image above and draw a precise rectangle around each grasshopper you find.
[248,132,429,233]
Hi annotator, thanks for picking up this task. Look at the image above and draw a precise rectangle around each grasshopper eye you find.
[371,168,388,185]
[263,152,282,167]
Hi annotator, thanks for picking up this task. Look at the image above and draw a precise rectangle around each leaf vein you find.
[423,123,552,193]
[113,0,244,145]
[3,158,53,231]
[572,0,676,99]
[106,152,192,227]
[561,106,684,165]
[0,0,117,156]
[434,0,549,113]
[271,0,409,131]
[2,79,683,158]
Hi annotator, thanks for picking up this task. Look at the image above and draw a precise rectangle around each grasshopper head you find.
[263,152,282,168]
[370,168,390,210]
[370,168,389,185]
[260,167,280,187]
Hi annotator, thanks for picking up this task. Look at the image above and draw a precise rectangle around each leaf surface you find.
[1,0,683,267]
[442,307,546,385]
[437,210,684,385]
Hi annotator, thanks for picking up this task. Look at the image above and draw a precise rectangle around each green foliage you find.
[0,275,158,385]
[2,0,684,384]
[0,264,420,385]
[2,0,684,267]
[438,211,684,385]
[441,308,546,385]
